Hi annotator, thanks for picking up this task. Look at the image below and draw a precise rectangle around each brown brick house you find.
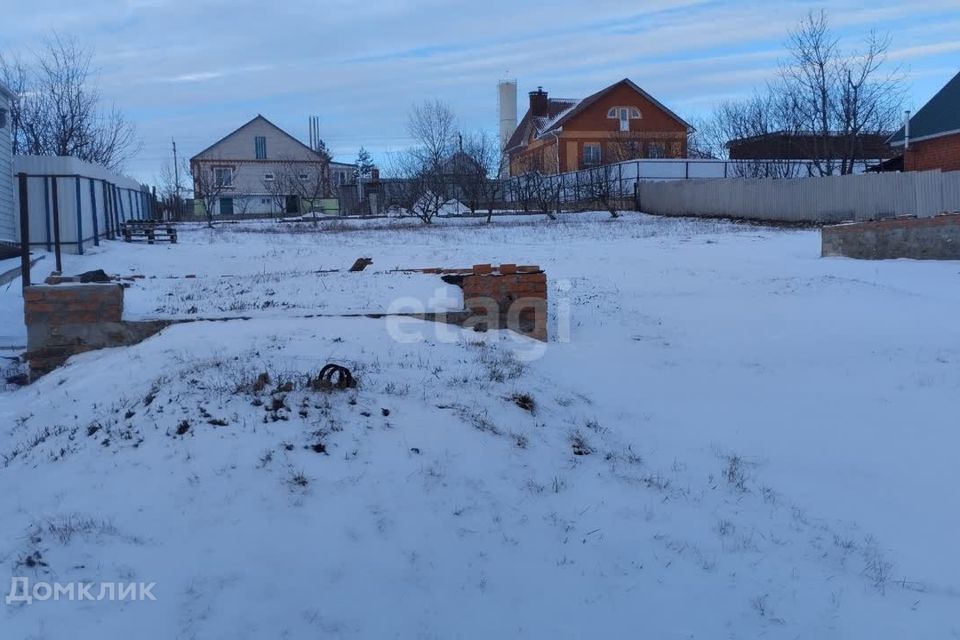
[888,70,960,172]
[504,78,691,176]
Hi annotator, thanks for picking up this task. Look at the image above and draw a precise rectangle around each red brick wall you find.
[420,264,548,340]
[904,133,960,172]
[22,283,170,377]
[24,284,124,326]
[460,264,547,341]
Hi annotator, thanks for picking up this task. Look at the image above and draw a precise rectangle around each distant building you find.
[504,78,690,176]
[727,132,895,167]
[0,80,15,250]
[190,115,356,216]
[888,70,960,172]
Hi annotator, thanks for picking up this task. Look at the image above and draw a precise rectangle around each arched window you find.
[607,106,642,131]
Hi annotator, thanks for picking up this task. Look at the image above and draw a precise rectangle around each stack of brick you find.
[23,283,168,376]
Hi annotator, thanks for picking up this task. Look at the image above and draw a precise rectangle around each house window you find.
[583,143,602,167]
[255,136,267,159]
[647,142,666,159]
[213,166,233,187]
[607,106,642,132]
[264,173,275,182]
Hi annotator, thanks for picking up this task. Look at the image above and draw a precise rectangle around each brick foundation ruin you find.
[23,283,170,376]
[822,214,960,260]
[21,264,548,377]
[456,264,547,341]
[411,264,548,341]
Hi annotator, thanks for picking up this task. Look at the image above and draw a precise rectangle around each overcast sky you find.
[2,0,959,183]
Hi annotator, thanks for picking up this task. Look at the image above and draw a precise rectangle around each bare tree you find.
[0,34,140,170]
[466,132,507,223]
[606,131,645,165]
[453,132,500,217]
[782,11,903,175]
[508,153,536,214]
[686,117,719,159]
[157,157,192,220]
[408,100,457,165]
[383,152,441,223]
[233,192,255,216]
[261,172,289,217]
[285,160,330,219]
[510,151,559,219]
[833,31,903,174]
[191,160,242,227]
[782,10,838,174]
[483,174,506,223]
[708,94,803,177]
[397,100,458,224]
[580,165,624,217]
[705,10,903,176]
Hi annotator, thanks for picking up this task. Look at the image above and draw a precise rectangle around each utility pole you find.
[172,138,182,221]
[457,133,463,215]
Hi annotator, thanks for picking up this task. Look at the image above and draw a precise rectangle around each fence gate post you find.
[74,175,84,255]
[42,177,51,251]
[51,177,63,273]
[18,173,30,288]
[89,178,100,246]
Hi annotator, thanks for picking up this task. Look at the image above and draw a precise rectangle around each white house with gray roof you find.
[190,115,355,216]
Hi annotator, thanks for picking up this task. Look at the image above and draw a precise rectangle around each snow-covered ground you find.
[1,212,958,638]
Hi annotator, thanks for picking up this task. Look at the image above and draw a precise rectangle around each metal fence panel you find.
[635,170,954,223]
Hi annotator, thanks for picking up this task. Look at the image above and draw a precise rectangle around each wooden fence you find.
[636,170,960,223]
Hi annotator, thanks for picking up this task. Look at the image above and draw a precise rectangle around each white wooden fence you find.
[636,170,960,223]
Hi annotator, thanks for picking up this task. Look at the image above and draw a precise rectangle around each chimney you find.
[529,86,549,118]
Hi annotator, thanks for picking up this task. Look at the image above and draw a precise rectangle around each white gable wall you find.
[193,116,320,163]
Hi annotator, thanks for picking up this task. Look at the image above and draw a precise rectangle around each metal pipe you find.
[89,178,100,246]
[51,178,63,273]
[17,173,30,288]
[74,176,84,255]
[904,110,911,150]
[43,177,51,251]
[102,181,112,239]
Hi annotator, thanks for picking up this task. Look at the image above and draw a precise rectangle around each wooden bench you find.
[122,223,178,244]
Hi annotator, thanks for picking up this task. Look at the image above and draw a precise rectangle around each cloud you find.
[0,0,956,181]
[149,64,275,84]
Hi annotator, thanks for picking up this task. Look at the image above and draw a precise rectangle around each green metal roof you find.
[888,70,960,146]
